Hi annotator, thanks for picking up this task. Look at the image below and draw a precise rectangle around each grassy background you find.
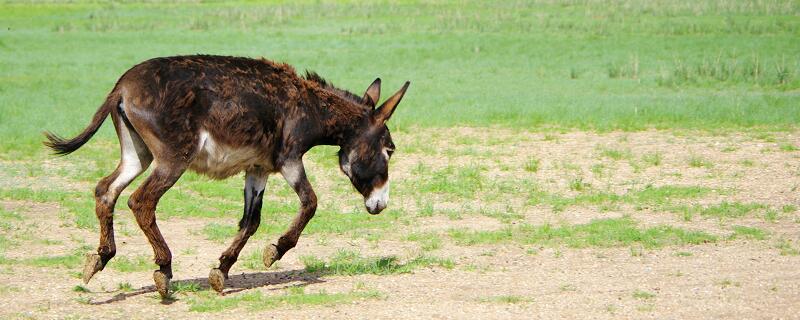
[1,0,798,156]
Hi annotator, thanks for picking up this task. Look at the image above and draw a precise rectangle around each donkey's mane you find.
[303,71,370,107]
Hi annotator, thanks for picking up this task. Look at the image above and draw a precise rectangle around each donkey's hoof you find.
[82,253,103,284]
[263,244,279,268]
[153,270,171,298]
[208,268,226,293]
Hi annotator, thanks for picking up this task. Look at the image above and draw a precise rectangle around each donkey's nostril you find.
[364,183,389,215]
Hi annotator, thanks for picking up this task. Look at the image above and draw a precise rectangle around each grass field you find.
[0,1,799,319]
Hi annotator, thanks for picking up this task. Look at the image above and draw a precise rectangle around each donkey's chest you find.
[190,130,274,179]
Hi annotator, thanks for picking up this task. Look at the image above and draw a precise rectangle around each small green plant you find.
[108,255,152,272]
[779,144,798,151]
[632,290,655,300]
[642,152,663,166]
[72,285,90,293]
[569,177,590,192]
[781,205,797,213]
[600,148,630,160]
[728,226,767,240]
[764,210,778,222]
[688,156,713,168]
[480,295,532,304]
[171,281,202,294]
[675,251,693,257]
[406,232,442,251]
[117,282,133,292]
[776,239,799,256]
[201,223,238,243]
[524,158,541,173]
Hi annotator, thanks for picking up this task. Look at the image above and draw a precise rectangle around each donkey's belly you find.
[189,130,273,179]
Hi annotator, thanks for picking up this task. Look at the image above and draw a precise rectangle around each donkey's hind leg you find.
[209,168,268,293]
[128,162,185,298]
[84,113,152,284]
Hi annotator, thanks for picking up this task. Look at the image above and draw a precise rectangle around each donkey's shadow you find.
[89,269,324,305]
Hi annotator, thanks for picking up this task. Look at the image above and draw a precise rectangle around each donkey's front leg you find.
[263,160,317,268]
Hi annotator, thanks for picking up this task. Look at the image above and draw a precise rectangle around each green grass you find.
[600,148,631,161]
[449,217,716,248]
[301,250,453,276]
[776,239,799,256]
[642,152,663,166]
[632,290,656,300]
[480,295,533,304]
[108,255,152,273]
[529,184,711,212]
[406,232,443,251]
[201,222,239,243]
[729,226,768,240]
[524,158,541,173]
[420,165,485,198]
[187,286,382,312]
[688,156,714,169]
[1,1,798,158]
[0,187,95,229]
[698,202,767,219]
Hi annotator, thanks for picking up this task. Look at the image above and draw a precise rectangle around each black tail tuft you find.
[43,131,85,156]
[42,90,118,156]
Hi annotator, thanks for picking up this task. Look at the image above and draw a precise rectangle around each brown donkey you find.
[44,55,409,297]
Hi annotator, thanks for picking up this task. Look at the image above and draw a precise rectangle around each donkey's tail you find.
[43,89,121,156]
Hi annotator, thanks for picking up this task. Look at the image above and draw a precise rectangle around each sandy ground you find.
[0,128,798,319]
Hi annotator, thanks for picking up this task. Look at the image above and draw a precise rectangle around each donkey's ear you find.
[373,81,410,124]
[363,78,381,107]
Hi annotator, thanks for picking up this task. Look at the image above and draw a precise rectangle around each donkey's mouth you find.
[364,183,389,215]
[366,203,386,215]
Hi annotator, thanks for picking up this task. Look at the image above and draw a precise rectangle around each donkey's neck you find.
[302,87,370,148]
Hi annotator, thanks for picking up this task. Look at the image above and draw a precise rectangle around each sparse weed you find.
[632,290,655,300]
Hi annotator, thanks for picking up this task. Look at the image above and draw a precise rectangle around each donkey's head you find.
[339,79,410,215]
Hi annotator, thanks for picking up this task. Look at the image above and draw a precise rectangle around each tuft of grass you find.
[449,218,716,249]
[600,148,631,161]
[781,205,797,213]
[729,226,768,240]
[301,250,453,276]
[448,228,514,246]
[117,282,133,292]
[688,156,713,168]
[776,239,799,256]
[171,281,202,294]
[108,255,151,272]
[632,290,655,300]
[675,251,693,257]
[699,202,767,219]
[201,223,238,243]
[568,177,590,192]
[642,152,663,166]
[480,295,532,304]
[779,144,798,152]
[406,232,442,251]
[524,158,541,173]
[420,165,485,198]
[72,285,90,293]
[188,286,382,312]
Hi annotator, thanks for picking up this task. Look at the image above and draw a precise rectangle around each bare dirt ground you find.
[1,128,799,319]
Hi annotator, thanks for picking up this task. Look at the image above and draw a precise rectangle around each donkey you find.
[44,55,409,297]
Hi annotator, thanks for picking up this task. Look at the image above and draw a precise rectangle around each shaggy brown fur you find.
[44,55,409,297]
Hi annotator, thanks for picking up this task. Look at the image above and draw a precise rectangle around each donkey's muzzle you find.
[364,182,389,215]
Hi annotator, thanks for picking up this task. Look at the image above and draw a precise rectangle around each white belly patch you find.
[190,130,271,179]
